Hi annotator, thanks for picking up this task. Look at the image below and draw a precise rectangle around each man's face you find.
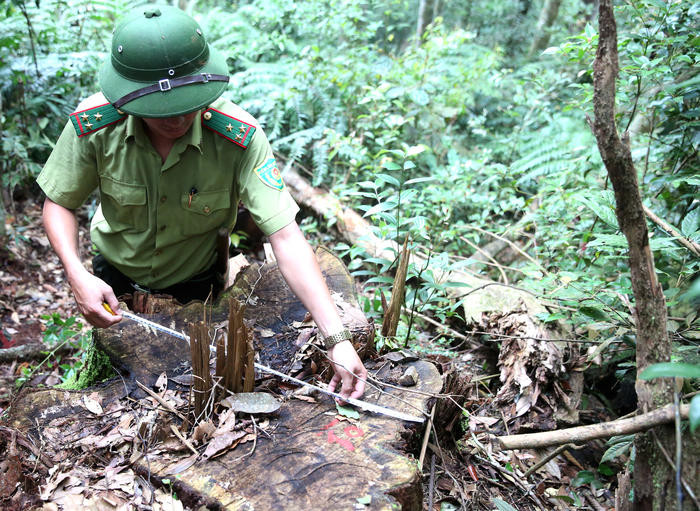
[142,111,198,141]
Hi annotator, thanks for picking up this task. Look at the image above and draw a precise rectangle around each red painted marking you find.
[317,418,340,433]
[316,419,365,452]
[326,430,355,451]
[344,425,364,438]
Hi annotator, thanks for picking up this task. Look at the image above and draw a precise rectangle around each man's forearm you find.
[269,222,344,336]
[42,198,86,281]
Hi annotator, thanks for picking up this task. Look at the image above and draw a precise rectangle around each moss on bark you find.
[57,340,115,390]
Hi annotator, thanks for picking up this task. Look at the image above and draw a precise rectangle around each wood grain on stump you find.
[5,248,439,510]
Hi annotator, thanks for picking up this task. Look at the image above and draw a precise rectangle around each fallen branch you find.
[493,403,690,451]
[643,204,700,257]
[283,167,548,322]
[0,342,73,363]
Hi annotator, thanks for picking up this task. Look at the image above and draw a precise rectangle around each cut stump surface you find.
[5,248,439,510]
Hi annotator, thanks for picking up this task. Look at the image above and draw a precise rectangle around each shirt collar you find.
[124,111,204,153]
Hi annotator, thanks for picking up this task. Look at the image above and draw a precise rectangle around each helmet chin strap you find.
[113,73,229,110]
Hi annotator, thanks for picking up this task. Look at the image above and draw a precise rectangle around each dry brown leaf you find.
[202,430,247,459]
[82,395,104,415]
[293,394,318,404]
[153,488,185,511]
[215,409,237,436]
[221,392,281,414]
[191,420,216,445]
[154,372,168,393]
[164,453,198,475]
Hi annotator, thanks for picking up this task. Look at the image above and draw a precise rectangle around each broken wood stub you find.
[189,321,213,421]
[217,298,255,395]
[381,238,410,339]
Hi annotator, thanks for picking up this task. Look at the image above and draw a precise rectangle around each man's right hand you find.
[68,268,122,328]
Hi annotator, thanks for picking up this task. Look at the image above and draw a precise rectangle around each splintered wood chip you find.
[220,393,281,414]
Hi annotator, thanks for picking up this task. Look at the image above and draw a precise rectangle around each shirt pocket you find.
[100,176,148,232]
[179,188,231,235]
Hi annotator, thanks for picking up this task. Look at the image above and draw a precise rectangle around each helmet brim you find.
[99,46,228,118]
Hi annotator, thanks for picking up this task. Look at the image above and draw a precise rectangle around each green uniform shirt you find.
[37,95,299,289]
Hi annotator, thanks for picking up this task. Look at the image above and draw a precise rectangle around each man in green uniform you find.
[38,6,366,401]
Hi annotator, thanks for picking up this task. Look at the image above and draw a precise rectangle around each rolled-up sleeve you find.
[37,121,99,209]
[237,127,299,235]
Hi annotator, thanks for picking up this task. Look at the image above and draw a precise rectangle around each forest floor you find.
[0,199,622,510]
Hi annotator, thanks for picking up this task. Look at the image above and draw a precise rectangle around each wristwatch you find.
[323,328,352,349]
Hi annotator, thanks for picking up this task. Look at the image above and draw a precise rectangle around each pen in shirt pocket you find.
[188,187,197,208]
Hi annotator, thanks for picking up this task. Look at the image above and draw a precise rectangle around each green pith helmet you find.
[99,5,229,118]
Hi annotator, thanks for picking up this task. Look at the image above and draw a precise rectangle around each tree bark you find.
[528,0,562,56]
[0,187,6,238]
[493,403,689,451]
[591,2,694,509]
[416,0,435,43]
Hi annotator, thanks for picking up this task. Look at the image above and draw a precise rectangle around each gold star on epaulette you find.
[201,108,256,149]
[70,102,127,137]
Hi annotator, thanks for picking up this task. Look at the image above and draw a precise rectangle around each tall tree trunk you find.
[591,1,696,510]
[0,189,6,238]
[528,0,562,56]
[416,0,435,43]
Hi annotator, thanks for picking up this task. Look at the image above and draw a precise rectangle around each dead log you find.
[3,247,442,510]
[0,342,73,364]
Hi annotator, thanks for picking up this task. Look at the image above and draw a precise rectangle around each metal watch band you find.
[323,328,352,349]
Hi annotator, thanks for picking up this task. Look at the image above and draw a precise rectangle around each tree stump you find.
[4,247,440,510]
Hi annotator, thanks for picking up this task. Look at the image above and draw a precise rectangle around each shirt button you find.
[154,249,162,256]
[159,225,167,231]
[203,206,211,214]
[160,195,167,203]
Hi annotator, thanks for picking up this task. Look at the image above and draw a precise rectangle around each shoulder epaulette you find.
[201,107,256,149]
[70,103,126,137]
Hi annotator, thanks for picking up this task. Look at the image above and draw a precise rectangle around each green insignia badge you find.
[201,108,256,148]
[69,103,126,137]
[254,158,284,191]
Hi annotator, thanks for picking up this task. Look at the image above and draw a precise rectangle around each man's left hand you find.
[327,340,367,403]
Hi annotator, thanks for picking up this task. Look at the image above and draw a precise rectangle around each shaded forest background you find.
[3,0,698,358]
[0,0,699,508]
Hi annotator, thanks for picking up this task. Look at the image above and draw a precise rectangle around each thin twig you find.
[674,387,683,511]
[135,380,187,421]
[522,443,585,478]
[644,204,700,257]
[428,453,436,511]
[418,403,436,470]
[495,403,690,451]
[169,424,198,456]
[401,306,474,343]
[459,235,509,284]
